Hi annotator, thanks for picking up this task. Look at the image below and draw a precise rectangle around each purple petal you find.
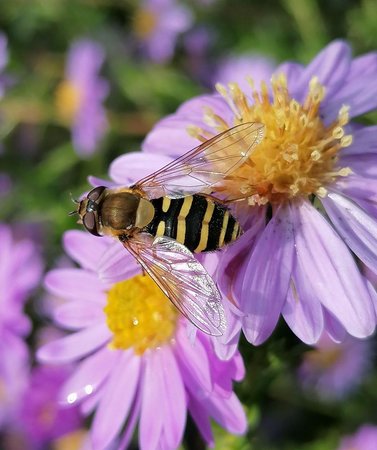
[282,266,324,344]
[159,346,186,450]
[323,191,377,274]
[109,152,173,185]
[291,201,376,338]
[53,301,104,330]
[175,326,213,396]
[241,205,295,345]
[323,310,346,343]
[188,395,214,446]
[97,241,141,284]
[44,269,105,304]
[339,154,377,178]
[291,40,351,101]
[37,324,111,363]
[340,125,377,156]
[60,347,119,405]
[139,352,163,450]
[323,73,377,120]
[142,115,205,156]
[142,94,232,156]
[63,230,110,272]
[207,392,247,434]
[91,351,140,450]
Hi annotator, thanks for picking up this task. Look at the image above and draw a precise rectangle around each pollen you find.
[191,74,353,206]
[55,80,81,124]
[104,275,178,355]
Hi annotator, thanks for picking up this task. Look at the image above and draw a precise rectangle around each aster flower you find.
[38,230,247,450]
[337,424,377,450]
[14,365,83,449]
[55,39,109,157]
[298,332,372,400]
[140,40,377,345]
[132,0,193,63]
[213,53,276,93]
[0,223,43,428]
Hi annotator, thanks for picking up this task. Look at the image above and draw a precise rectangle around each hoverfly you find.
[75,122,265,336]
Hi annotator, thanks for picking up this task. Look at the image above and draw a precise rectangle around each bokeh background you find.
[1,0,377,449]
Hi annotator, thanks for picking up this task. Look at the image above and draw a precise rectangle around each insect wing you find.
[134,122,264,199]
[121,233,226,336]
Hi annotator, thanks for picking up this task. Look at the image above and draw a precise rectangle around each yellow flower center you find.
[133,8,157,39]
[104,275,178,355]
[55,80,81,124]
[304,346,343,370]
[189,74,353,206]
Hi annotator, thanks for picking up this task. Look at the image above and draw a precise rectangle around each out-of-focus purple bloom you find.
[183,27,213,85]
[38,230,247,450]
[0,223,43,429]
[133,0,193,63]
[14,365,83,449]
[298,332,372,400]
[141,40,377,346]
[0,32,8,98]
[0,223,43,338]
[213,53,276,92]
[337,425,377,450]
[55,39,109,157]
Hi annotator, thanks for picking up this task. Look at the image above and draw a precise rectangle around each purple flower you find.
[0,223,43,428]
[132,0,193,63]
[0,32,8,98]
[55,39,109,157]
[298,332,372,400]
[38,230,247,449]
[337,425,377,450]
[14,365,83,449]
[141,40,377,345]
[213,53,276,93]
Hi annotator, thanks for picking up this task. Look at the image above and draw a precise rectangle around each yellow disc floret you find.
[104,275,178,355]
[55,80,81,124]
[133,8,157,39]
[189,74,353,206]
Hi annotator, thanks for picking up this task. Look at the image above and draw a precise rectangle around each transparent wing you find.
[121,233,226,336]
[134,122,264,199]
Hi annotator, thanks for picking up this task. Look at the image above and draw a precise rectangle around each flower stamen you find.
[192,74,353,206]
[104,275,178,355]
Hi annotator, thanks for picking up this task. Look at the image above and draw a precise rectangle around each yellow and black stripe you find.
[144,194,242,253]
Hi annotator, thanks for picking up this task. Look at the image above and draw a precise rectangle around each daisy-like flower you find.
[337,424,377,450]
[132,0,193,63]
[0,223,43,428]
[141,40,377,345]
[55,39,109,157]
[37,230,247,450]
[14,365,83,449]
[298,332,372,400]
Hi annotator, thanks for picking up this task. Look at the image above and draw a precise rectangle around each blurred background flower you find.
[298,332,373,400]
[0,1,377,448]
[38,230,247,449]
[132,0,193,63]
[337,424,377,450]
[0,223,42,430]
[55,39,109,157]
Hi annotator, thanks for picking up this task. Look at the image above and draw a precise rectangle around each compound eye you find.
[87,186,106,202]
[83,212,101,236]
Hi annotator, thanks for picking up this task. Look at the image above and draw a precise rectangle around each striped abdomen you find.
[143,194,242,253]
